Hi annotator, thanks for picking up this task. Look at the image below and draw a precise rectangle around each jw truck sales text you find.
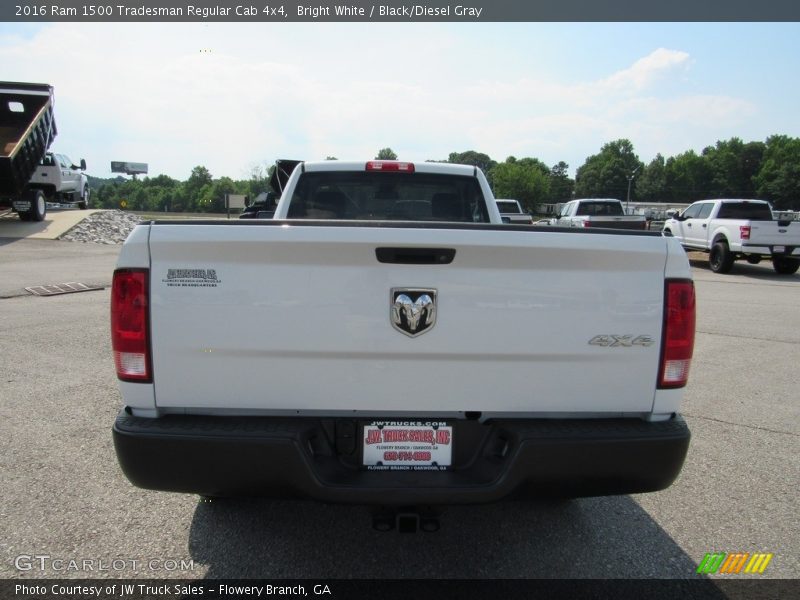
[15,584,331,597]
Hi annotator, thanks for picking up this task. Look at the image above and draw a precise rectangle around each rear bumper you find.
[112,410,690,504]
[740,244,799,256]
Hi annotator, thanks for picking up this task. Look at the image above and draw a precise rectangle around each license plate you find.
[12,200,31,211]
[362,421,453,471]
[774,246,786,254]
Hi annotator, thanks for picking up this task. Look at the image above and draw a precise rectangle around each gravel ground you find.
[59,210,142,244]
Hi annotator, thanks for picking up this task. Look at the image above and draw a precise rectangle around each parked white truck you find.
[496,199,533,224]
[112,160,694,509]
[30,151,91,209]
[555,198,647,230]
[663,199,800,274]
[0,82,89,220]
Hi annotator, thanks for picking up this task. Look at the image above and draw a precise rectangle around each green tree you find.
[663,150,713,203]
[547,161,574,203]
[754,135,800,210]
[184,165,213,210]
[446,150,497,174]
[237,162,271,202]
[702,137,765,197]
[490,156,550,212]
[375,148,397,160]
[636,154,667,203]
[213,176,237,213]
[574,139,643,200]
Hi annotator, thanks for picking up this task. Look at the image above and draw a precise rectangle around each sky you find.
[1,22,799,181]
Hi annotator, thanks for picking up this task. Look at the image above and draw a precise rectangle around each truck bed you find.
[0,82,57,196]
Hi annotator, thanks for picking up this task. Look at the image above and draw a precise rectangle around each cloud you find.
[457,48,753,167]
[602,47,691,91]
[0,27,764,178]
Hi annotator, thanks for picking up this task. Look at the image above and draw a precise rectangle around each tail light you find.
[740,225,751,240]
[111,269,151,382]
[366,161,415,173]
[658,279,695,388]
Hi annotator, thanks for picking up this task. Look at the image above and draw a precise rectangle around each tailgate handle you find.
[376,247,455,265]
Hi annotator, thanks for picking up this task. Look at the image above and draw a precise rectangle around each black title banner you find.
[3,579,799,600]
[3,0,800,22]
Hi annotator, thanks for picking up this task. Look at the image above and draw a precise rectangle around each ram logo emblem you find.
[391,289,437,337]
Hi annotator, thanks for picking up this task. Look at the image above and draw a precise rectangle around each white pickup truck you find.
[29,151,91,209]
[0,82,90,221]
[663,199,800,274]
[496,199,533,224]
[111,160,694,507]
[555,198,648,230]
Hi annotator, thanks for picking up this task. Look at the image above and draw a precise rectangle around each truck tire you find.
[709,241,734,273]
[78,185,90,210]
[23,190,46,222]
[772,256,800,275]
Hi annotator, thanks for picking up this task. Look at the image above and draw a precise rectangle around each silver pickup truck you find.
[555,198,648,230]
[112,160,694,507]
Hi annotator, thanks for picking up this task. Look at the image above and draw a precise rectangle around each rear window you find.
[717,202,773,221]
[575,201,623,216]
[497,200,521,214]
[287,172,490,222]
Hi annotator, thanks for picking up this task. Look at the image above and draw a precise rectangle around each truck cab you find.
[496,199,534,224]
[29,151,90,209]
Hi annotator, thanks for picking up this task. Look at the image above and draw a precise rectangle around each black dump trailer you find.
[0,81,57,221]
[239,159,301,219]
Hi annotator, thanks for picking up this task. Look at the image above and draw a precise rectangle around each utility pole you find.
[626,165,641,215]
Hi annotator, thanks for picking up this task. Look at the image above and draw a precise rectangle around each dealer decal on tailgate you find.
[362,421,453,471]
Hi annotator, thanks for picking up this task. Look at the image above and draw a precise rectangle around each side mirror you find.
[80,159,87,171]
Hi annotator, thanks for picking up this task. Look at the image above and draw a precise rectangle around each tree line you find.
[444,136,799,212]
[90,135,800,214]
[90,165,266,214]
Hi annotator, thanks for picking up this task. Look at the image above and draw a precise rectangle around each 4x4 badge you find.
[391,288,437,337]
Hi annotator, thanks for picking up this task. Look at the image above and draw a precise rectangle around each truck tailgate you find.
[147,223,667,416]
[749,221,800,245]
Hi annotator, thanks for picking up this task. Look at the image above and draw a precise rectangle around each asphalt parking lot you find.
[0,236,797,581]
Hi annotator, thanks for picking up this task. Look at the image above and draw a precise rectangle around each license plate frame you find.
[361,421,453,471]
[773,246,786,254]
